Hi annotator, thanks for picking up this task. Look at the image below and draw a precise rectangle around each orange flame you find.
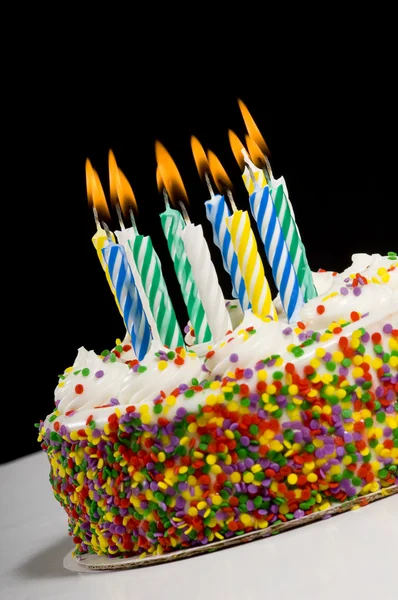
[228,130,246,171]
[245,135,267,169]
[118,168,138,218]
[156,166,163,193]
[85,159,110,220]
[238,99,270,157]
[108,149,138,217]
[207,150,233,194]
[155,141,189,206]
[108,149,121,206]
[190,136,209,181]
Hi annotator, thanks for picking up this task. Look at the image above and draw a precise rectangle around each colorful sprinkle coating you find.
[38,322,398,558]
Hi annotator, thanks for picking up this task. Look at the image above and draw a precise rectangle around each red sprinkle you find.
[316,305,325,315]
[75,384,84,394]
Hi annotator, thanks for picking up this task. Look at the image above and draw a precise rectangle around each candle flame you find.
[228,130,246,171]
[118,168,138,218]
[207,150,233,195]
[108,149,138,217]
[238,99,271,157]
[155,141,189,206]
[85,159,110,220]
[156,166,164,193]
[108,149,121,206]
[190,136,209,181]
[245,135,267,169]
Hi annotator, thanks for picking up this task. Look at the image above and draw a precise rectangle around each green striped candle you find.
[129,234,184,349]
[160,205,212,344]
[272,184,317,301]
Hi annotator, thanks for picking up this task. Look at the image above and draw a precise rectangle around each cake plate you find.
[63,484,397,572]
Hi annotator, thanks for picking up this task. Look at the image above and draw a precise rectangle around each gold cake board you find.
[64,484,398,573]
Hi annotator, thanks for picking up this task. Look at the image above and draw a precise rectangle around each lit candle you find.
[155,142,212,344]
[102,240,151,361]
[226,210,277,321]
[108,151,161,342]
[190,137,250,311]
[131,233,184,349]
[85,159,122,316]
[180,219,232,342]
[245,136,317,303]
[248,183,304,322]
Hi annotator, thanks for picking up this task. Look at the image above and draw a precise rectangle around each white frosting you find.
[118,350,203,405]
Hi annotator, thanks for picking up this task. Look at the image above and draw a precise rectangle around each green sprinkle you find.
[374,344,383,354]
[184,389,195,398]
[138,366,147,373]
[82,368,90,377]
[101,349,110,357]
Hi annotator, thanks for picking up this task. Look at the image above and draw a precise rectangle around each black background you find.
[5,56,397,464]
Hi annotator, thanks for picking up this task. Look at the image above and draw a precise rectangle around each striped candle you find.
[102,242,151,360]
[115,228,161,344]
[241,155,317,302]
[226,210,277,321]
[272,184,317,301]
[130,234,184,349]
[160,205,212,344]
[180,224,232,342]
[249,186,304,322]
[92,228,123,317]
[205,194,250,311]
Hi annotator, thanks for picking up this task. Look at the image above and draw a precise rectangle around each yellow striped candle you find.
[226,210,277,321]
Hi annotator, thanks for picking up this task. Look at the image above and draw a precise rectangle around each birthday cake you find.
[37,103,398,563]
[38,251,398,560]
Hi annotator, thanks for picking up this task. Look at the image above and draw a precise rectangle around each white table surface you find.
[1,451,397,600]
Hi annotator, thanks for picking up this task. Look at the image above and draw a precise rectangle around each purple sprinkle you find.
[244,368,253,379]
[230,353,239,363]
[110,397,120,405]
[240,436,250,447]
[383,323,393,334]
[353,287,362,296]
[283,327,293,335]
[95,370,104,378]
[340,287,349,295]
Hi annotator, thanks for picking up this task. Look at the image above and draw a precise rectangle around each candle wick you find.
[244,160,257,185]
[115,203,125,231]
[129,208,138,233]
[226,188,238,213]
[204,172,215,198]
[264,154,273,180]
[93,206,101,231]
[178,201,191,224]
[101,221,113,241]
[163,188,170,209]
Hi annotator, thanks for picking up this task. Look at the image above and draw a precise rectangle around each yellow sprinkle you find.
[307,473,318,483]
[243,472,254,483]
[231,472,241,483]
[197,501,207,510]
[257,369,268,381]
[211,464,222,475]
[212,494,222,506]
[240,514,253,527]
[206,454,217,465]
[158,360,168,371]
[287,473,298,485]
[188,507,198,517]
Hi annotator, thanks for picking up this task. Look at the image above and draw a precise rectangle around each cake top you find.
[44,252,397,433]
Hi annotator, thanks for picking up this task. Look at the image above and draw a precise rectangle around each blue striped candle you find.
[205,194,250,311]
[249,185,304,322]
[102,242,151,360]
